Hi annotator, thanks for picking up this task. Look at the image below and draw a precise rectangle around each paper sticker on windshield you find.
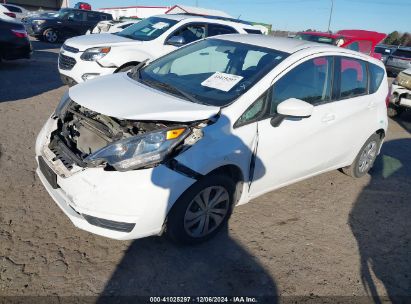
[152,22,169,29]
[201,72,243,92]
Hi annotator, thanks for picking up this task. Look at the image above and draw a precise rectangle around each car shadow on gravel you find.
[97,229,278,303]
[0,41,63,103]
[97,116,276,302]
[349,138,411,303]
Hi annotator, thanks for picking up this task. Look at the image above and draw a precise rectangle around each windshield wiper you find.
[129,59,149,80]
[143,79,204,105]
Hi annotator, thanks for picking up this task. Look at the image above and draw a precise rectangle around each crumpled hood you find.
[64,33,140,51]
[69,73,220,122]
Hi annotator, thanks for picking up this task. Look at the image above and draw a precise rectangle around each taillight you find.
[4,12,16,18]
[11,29,28,38]
[386,85,392,107]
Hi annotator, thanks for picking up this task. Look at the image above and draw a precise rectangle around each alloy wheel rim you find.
[46,31,57,42]
[184,186,229,238]
[358,141,377,173]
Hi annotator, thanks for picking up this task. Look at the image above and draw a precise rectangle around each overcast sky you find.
[79,0,410,33]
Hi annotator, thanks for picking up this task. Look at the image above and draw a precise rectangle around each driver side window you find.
[270,56,333,114]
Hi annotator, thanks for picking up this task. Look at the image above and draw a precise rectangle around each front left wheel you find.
[166,174,236,245]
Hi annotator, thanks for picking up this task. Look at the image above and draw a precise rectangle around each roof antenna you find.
[237,14,241,20]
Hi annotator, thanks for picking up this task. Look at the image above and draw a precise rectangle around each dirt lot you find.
[0,40,410,302]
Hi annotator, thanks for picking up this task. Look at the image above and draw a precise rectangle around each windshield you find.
[116,17,178,41]
[295,33,336,45]
[133,39,287,107]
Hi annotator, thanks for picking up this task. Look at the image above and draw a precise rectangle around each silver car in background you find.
[386,47,411,76]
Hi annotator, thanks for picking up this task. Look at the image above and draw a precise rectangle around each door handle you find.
[321,114,336,123]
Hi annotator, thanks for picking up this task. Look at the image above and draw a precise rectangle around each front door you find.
[248,56,339,197]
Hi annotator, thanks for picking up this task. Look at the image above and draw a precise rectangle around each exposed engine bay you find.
[45,101,205,173]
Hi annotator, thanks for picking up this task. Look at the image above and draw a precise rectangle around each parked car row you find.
[58,14,264,85]
[24,8,112,43]
[35,32,389,243]
[294,30,387,60]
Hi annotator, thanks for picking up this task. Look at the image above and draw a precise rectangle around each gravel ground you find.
[0,40,410,303]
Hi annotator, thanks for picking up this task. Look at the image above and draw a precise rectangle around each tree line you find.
[384,31,411,46]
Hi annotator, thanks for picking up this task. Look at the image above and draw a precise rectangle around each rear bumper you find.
[1,44,32,60]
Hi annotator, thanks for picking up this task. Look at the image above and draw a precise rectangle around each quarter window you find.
[270,57,333,114]
[339,57,368,99]
[368,63,385,94]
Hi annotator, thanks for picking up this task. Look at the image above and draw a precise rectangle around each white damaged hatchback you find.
[36,35,388,244]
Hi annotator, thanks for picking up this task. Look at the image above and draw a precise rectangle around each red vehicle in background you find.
[74,2,91,11]
[294,30,387,60]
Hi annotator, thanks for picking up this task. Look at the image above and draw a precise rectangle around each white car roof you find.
[153,14,257,30]
[211,34,383,60]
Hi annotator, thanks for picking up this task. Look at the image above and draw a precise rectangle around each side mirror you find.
[166,36,186,47]
[270,98,313,127]
[277,98,314,117]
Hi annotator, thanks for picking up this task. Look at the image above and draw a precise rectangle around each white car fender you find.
[98,46,153,69]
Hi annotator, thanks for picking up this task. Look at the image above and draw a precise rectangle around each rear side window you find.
[392,49,411,59]
[208,24,237,37]
[244,29,263,34]
[339,57,368,99]
[4,5,22,13]
[270,56,333,113]
[369,63,385,94]
[86,12,100,22]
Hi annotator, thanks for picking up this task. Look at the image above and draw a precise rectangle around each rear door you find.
[327,56,376,162]
[64,10,86,36]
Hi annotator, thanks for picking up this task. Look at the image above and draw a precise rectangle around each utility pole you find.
[327,0,334,33]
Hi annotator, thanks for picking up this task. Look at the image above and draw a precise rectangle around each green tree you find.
[399,32,411,46]
[384,31,400,45]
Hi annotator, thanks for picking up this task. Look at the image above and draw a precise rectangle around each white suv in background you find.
[58,14,263,85]
[38,35,388,244]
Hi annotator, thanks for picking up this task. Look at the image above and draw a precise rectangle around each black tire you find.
[43,28,59,43]
[166,174,236,245]
[342,133,381,178]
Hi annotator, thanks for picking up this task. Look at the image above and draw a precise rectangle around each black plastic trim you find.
[166,159,204,180]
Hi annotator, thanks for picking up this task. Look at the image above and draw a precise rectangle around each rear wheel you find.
[43,29,59,43]
[342,133,381,178]
[166,174,235,245]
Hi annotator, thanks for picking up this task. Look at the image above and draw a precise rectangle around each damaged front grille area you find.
[47,101,185,172]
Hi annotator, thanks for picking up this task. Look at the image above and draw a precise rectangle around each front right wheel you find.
[166,174,236,245]
[342,133,381,178]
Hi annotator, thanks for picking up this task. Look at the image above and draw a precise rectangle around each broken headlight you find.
[84,127,190,171]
